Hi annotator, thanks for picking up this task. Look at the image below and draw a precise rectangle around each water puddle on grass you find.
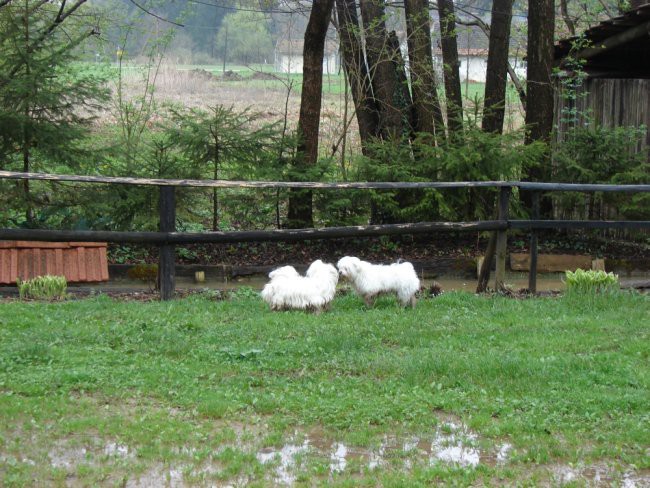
[255,420,506,483]
[549,464,650,487]
[256,440,310,484]
[43,428,650,487]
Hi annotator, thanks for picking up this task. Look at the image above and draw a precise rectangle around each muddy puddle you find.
[79,272,569,295]
[40,420,650,487]
[255,420,504,484]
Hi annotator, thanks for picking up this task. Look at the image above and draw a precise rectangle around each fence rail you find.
[2,171,650,192]
[1,170,649,299]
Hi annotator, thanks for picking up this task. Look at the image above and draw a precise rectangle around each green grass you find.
[84,61,525,101]
[1,291,648,486]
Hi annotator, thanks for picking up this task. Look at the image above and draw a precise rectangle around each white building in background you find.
[274,39,339,74]
[432,48,527,83]
[272,34,526,82]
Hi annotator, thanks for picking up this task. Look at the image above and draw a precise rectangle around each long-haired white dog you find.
[261,260,339,312]
[337,256,420,308]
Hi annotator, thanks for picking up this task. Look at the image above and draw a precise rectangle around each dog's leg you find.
[363,294,375,307]
[409,295,417,308]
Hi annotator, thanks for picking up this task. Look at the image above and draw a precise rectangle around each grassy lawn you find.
[93,61,525,102]
[1,291,648,486]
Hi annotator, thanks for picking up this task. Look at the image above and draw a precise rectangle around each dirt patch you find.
[221,70,244,81]
[251,71,280,81]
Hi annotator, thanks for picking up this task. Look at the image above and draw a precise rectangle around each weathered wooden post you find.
[159,185,176,300]
[528,191,540,294]
[494,186,510,291]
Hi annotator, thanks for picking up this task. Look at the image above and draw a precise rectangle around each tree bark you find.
[388,30,415,134]
[286,0,335,228]
[404,0,445,140]
[524,0,555,215]
[359,0,404,140]
[482,0,514,134]
[437,0,463,136]
[335,0,380,152]
[525,0,555,147]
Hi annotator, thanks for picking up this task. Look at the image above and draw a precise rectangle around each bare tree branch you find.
[560,0,576,35]
[128,0,184,27]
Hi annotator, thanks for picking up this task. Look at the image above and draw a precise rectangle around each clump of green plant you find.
[127,264,159,291]
[229,286,259,300]
[17,275,67,300]
[565,268,619,294]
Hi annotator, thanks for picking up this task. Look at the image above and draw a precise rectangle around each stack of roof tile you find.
[0,241,109,284]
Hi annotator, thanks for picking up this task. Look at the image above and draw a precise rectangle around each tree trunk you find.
[388,30,415,134]
[286,0,334,228]
[559,0,575,35]
[404,0,445,140]
[525,0,555,147]
[482,0,514,134]
[437,0,463,136]
[359,0,404,140]
[524,0,555,216]
[335,0,380,152]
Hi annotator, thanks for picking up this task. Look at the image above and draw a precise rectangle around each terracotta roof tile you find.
[0,241,109,284]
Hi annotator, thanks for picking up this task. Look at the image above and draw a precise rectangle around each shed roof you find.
[554,5,650,78]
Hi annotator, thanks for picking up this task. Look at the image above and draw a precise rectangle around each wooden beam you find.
[510,220,650,229]
[2,171,649,193]
[514,182,650,193]
[528,192,540,294]
[0,221,508,245]
[158,186,176,301]
[494,187,510,291]
[1,219,647,246]
[0,171,511,190]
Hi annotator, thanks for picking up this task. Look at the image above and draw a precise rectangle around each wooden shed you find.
[553,5,650,154]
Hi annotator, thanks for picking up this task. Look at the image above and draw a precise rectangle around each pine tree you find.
[0,0,109,224]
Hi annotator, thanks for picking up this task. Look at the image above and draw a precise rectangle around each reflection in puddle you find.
[430,421,480,467]
[256,420,510,482]
[43,428,650,487]
[103,442,131,458]
[329,442,347,473]
[49,442,88,468]
[256,440,309,484]
[496,443,511,463]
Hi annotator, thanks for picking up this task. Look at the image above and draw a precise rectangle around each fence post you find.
[528,191,540,294]
[159,185,176,300]
[494,186,510,291]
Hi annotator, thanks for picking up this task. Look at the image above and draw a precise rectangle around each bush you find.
[564,268,619,294]
[553,125,649,221]
[17,275,67,300]
[358,124,546,223]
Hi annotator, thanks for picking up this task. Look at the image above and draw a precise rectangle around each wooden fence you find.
[554,78,650,154]
[1,170,649,299]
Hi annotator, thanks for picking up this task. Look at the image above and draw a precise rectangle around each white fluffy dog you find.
[261,260,339,312]
[268,265,300,281]
[337,256,420,308]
